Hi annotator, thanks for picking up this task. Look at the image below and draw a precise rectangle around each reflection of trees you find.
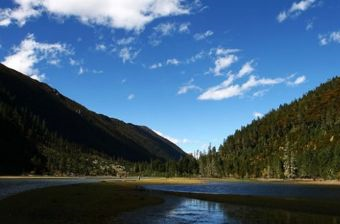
[117,196,340,224]
[221,204,340,224]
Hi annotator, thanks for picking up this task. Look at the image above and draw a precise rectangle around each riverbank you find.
[2,175,340,185]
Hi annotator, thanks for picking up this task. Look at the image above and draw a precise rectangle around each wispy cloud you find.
[116,37,135,46]
[253,89,269,97]
[277,0,317,23]
[119,47,140,63]
[95,43,107,52]
[178,22,190,33]
[288,75,306,85]
[193,30,214,41]
[319,31,340,46]
[166,58,180,65]
[0,0,190,31]
[186,51,205,64]
[149,22,190,46]
[236,60,255,78]
[127,94,135,100]
[2,33,70,81]
[149,58,180,69]
[177,78,202,95]
[154,130,189,145]
[149,62,163,69]
[306,21,314,31]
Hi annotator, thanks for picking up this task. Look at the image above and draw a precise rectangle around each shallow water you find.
[0,178,99,199]
[117,195,340,224]
[114,196,340,224]
[117,182,340,224]
[144,181,340,201]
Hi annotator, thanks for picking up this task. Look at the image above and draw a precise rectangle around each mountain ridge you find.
[0,63,186,175]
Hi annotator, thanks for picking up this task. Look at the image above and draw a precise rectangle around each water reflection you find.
[117,195,340,224]
[116,196,228,224]
[223,204,340,224]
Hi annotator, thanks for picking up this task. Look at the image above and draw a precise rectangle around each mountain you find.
[0,64,185,175]
[200,76,340,179]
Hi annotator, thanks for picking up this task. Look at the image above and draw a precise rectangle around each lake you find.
[116,181,340,224]
[143,181,340,201]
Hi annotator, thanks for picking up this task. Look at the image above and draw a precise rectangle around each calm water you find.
[117,195,340,224]
[0,178,99,199]
[117,182,340,224]
[144,181,340,201]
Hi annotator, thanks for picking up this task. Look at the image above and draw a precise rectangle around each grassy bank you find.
[0,181,162,224]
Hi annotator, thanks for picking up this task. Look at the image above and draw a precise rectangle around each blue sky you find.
[1,0,340,153]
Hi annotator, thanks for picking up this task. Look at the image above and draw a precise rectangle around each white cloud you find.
[127,93,135,100]
[253,89,269,97]
[288,75,306,85]
[92,69,103,74]
[253,112,264,119]
[166,58,180,65]
[237,60,255,78]
[154,22,177,36]
[193,30,213,40]
[277,0,317,23]
[319,31,340,46]
[0,0,190,31]
[78,66,85,75]
[0,1,41,27]
[177,78,201,95]
[119,47,140,63]
[277,12,287,23]
[95,43,106,51]
[2,33,70,81]
[198,75,284,101]
[178,22,190,33]
[116,37,135,45]
[69,58,80,66]
[186,51,205,64]
[149,58,180,69]
[215,48,240,56]
[149,62,162,69]
[212,54,238,76]
[306,21,313,31]
[154,130,189,145]
[149,22,190,46]
[208,48,240,76]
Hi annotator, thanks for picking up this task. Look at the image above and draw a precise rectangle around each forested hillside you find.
[0,64,185,175]
[199,77,340,179]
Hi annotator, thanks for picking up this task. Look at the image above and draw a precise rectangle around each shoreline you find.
[2,175,340,186]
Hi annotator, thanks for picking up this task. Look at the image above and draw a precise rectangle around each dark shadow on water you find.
[116,195,340,224]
